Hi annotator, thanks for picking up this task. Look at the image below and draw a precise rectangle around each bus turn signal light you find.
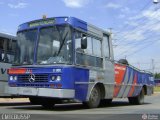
[8,68,27,75]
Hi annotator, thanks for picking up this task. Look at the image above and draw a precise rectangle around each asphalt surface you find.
[0,93,159,120]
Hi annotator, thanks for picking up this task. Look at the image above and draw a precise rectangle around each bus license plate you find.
[20,88,38,95]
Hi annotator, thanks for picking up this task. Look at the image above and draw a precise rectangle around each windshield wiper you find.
[57,31,68,55]
[55,26,69,55]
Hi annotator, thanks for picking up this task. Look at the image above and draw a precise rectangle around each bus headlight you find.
[10,76,13,81]
[10,76,17,81]
[56,76,61,81]
[50,75,61,82]
[14,76,17,81]
[51,76,56,81]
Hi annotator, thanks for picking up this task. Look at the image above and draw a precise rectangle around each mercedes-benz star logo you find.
[29,74,35,83]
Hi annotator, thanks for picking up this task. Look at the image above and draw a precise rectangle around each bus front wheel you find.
[83,86,101,108]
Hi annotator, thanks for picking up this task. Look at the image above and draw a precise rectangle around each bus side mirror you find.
[81,34,87,49]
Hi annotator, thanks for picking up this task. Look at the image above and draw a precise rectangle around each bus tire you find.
[128,88,145,105]
[83,86,101,108]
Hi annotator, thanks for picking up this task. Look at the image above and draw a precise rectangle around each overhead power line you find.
[115,0,152,34]
[117,38,160,58]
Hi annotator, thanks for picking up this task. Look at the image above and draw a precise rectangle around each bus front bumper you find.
[7,87,75,98]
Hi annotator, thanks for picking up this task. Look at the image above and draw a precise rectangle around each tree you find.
[154,73,160,79]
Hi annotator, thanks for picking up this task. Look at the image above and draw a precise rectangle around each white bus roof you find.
[0,32,16,40]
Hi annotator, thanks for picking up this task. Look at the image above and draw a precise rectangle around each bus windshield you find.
[14,29,37,65]
[14,25,72,65]
[37,25,72,64]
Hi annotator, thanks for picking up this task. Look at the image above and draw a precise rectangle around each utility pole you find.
[137,62,140,69]
[125,55,127,60]
[153,0,159,12]
[109,28,117,48]
[109,28,112,34]
[151,59,155,73]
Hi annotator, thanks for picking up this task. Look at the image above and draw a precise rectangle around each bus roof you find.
[18,16,110,38]
[0,32,16,40]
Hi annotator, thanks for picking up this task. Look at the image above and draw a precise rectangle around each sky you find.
[0,0,160,73]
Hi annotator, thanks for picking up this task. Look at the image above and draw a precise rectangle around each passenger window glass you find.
[0,37,17,63]
[86,36,92,54]
[8,40,17,63]
[75,32,81,50]
[0,38,4,61]
[103,35,110,58]
[75,31,103,68]
[93,38,101,57]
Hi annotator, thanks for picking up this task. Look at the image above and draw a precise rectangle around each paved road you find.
[0,93,159,120]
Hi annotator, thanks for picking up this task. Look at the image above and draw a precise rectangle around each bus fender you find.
[86,82,105,101]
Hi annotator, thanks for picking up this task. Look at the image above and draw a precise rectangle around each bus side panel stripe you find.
[128,73,137,97]
[117,67,129,97]
[114,64,126,97]
[122,68,134,97]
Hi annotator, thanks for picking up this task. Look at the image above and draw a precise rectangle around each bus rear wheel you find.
[128,88,145,105]
[83,86,101,108]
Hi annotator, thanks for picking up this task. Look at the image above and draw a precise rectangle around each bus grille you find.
[18,74,49,83]
[17,83,50,87]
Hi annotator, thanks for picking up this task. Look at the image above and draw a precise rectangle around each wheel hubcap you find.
[90,88,99,103]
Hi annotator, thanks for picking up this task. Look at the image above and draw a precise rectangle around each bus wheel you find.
[84,86,101,108]
[128,88,145,105]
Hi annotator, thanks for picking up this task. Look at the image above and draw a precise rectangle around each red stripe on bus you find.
[114,64,126,97]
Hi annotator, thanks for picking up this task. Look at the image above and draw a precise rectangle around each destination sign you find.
[29,18,55,27]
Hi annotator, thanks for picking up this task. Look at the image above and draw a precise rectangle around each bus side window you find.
[103,35,110,58]
[75,32,84,53]
[86,36,92,55]
[9,40,17,63]
[93,38,102,57]
[81,34,87,49]
[3,39,16,63]
[0,38,4,62]
[3,39,9,63]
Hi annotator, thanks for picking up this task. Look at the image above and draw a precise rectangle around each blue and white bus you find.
[8,17,154,108]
